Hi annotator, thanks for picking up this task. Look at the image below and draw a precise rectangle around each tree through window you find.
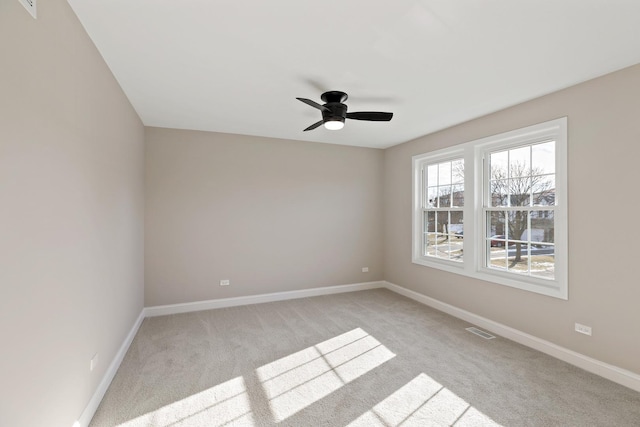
[485,141,556,279]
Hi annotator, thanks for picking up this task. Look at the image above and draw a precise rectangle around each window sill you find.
[412,257,567,300]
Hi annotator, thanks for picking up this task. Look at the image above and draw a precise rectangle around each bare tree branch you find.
[490,162,554,263]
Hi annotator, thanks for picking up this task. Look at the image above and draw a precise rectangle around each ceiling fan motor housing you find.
[322,102,347,124]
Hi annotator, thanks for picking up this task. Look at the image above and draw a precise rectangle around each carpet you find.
[89,289,640,426]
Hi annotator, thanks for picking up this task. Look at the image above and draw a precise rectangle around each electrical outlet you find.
[575,323,592,336]
[90,353,99,371]
[220,279,230,286]
[362,267,369,272]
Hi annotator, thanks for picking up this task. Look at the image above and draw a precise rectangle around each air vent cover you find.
[466,326,495,339]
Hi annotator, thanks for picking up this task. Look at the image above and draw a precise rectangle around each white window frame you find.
[412,117,568,299]
[413,149,466,273]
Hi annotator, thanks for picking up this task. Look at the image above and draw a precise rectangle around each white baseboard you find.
[144,281,385,317]
[382,281,640,393]
[75,309,146,427]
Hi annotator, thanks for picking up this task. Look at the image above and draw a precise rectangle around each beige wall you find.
[0,1,144,426]
[145,128,384,306]
[384,63,640,375]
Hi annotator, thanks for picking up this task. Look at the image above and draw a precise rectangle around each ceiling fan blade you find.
[303,120,324,131]
[346,111,393,121]
[297,97,330,112]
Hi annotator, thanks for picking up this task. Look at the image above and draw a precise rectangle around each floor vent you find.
[466,326,495,339]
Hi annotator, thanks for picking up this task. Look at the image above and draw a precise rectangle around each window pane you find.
[530,244,555,279]
[490,179,509,207]
[508,177,531,207]
[503,243,556,279]
[451,184,464,207]
[451,159,464,184]
[447,239,464,262]
[427,165,438,186]
[532,141,555,174]
[488,211,506,238]
[490,151,508,179]
[450,211,464,238]
[436,211,449,233]
[490,235,508,248]
[508,161,530,179]
[509,146,530,176]
[427,187,438,208]
[425,233,437,257]
[488,244,508,271]
[434,236,447,257]
[438,186,451,207]
[532,174,555,206]
[507,242,531,275]
[434,234,463,262]
[426,211,435,232]
[507,210,529,242]
[439,162,451,185]
[432,233,445,253]
[531,210,554,243]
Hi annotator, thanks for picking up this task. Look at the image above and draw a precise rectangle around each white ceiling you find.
[67,0,640,149]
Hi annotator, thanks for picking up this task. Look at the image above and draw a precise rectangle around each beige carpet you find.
[90,289,640,426]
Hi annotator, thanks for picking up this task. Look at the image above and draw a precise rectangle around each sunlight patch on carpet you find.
[256,328,395,422]
[117,376,254,427]
[348,373,502,426]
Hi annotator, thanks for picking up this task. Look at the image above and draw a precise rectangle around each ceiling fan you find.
[296,91,393,131]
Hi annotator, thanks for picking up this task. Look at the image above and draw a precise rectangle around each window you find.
[422,157,465,262]
[485,142,556,280]
[413,118,567,299]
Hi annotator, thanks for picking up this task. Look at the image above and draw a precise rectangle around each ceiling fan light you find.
[324,119,344,130]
